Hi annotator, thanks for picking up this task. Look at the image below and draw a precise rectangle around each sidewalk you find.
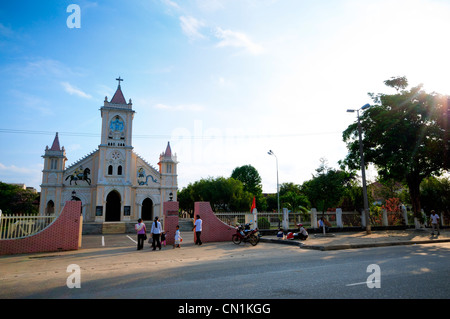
[259,228,450,251]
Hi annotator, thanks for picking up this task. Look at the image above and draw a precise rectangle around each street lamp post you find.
[268,150,281,228]
[347,103,371,234]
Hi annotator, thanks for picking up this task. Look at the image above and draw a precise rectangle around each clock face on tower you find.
[111,150,121,160]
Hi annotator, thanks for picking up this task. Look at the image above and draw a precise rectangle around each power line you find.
[0,128,342,140]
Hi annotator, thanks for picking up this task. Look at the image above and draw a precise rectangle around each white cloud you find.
[214,27,263,55]
[9,90,54,116]
[179,16,206,40]
[0,23,14,38]
[162,0,181,10]
[154,103,205,112]
[61,82,92,99]
[0,163,38,175]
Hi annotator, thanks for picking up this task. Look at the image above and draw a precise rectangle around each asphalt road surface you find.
[1,234,449,301]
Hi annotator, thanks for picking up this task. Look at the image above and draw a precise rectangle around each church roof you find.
[50,132,61,151]
[164,142,172,157]
[110,85,127,104]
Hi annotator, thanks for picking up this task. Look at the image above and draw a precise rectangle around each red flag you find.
[250,197,256,212]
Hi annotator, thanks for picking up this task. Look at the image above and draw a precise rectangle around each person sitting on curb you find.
[296,223,308,240]
[277,228,286,240]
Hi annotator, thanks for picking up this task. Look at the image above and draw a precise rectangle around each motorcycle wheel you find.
[232,234,241,245]
[249,234,258,246]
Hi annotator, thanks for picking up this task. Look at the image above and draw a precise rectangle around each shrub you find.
[257,217,270,229]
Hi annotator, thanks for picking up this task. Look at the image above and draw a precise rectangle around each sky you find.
[1,0,450,193]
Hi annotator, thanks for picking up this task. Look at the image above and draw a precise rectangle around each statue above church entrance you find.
[108,115,125,140]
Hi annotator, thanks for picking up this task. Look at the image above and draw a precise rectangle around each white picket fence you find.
[214,206,412,230]
[214,211,310,229]
[0,210,58,240]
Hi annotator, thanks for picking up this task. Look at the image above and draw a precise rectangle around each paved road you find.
[1,233,449,301]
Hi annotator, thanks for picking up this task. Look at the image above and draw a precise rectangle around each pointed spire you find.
[164,141,172,157]
[110,76,127,104]
[50,132,61,151]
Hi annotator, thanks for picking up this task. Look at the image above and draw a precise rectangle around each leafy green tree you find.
[177,177,253,213]
[264,193,278,212]
[340,180,364,212]
[231,164,267,210]
[231,164,262,196]
[177,184,195,217]
[301,158,354,215]
[420,176,450,216]
[0,182,39,215]
[279,182,310,212]
[342,77,449,220]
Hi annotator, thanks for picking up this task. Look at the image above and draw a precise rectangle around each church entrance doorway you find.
[142,198,153,221]
[105,191,121,222]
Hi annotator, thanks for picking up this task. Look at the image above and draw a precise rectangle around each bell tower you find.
[158,142,178,203]
[97,77,135,184]
[95,78,135,222]
[39,133,67,215]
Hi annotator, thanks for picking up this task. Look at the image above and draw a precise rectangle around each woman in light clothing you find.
[174,225,182,248]
[151,216,162,250]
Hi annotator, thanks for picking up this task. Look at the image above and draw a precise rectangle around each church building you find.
[38,79,178,226]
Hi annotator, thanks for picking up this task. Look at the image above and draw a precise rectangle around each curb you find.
[259,237,450,251]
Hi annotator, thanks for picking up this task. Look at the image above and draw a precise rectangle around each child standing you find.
[174,225,182,248]
[161,231,167,247]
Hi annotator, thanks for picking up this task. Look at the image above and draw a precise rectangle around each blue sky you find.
[1,0,450,193]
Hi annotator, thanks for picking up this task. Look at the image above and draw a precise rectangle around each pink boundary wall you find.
[163,201,179,246]
[0,201,82,255]
[194,202,235,243]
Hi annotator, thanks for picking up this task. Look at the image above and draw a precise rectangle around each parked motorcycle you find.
[232,223,259,246]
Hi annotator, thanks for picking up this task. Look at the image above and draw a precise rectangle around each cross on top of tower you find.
[116,76,123,87]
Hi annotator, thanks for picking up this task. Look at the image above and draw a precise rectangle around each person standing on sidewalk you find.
[151,216,162,250]
[135,218,146,250]
[193,215,203,245]
[430,210,440,236]
[174,225,182,248]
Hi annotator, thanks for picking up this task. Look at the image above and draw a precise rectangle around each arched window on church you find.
[50,159,57,170]
[108,165,113,175]
[117,165,123,175]
[46,200,55,215]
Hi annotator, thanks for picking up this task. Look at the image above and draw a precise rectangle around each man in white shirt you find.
[151,216,162,250]
[430,210,440,236]
[296,223,308,240]
[193,215,203,245]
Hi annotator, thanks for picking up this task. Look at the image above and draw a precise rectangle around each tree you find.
[231,164,266,210]
[301,158,354,215]
[177,177,253,213]
[231,165,262,195]
[420,176,450,217]
[279,182,309,212]
[342,77,449,221]
[0,182,39,215]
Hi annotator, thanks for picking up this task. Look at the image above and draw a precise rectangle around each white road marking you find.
[346,280,380,287]
[127,235,137,244]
